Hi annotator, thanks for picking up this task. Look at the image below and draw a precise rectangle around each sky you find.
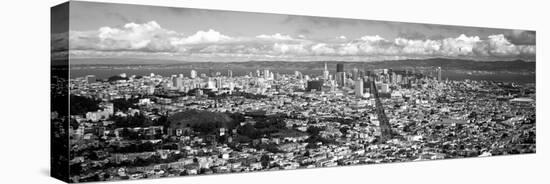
[55,1,537,62]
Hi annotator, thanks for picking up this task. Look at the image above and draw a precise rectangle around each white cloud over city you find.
[64,21,536,61]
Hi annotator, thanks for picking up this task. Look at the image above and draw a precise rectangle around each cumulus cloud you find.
[70,21,180,52]
[439,34,481,56]
[172,29,232,45]
[273,43,308,55]
[67,21,536,61]
[311,43,336,55]
[506,30,536,45]
[256,33,294,41]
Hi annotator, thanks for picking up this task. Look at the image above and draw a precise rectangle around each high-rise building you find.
[323,62,330,80]
[227,70,233,78]
[190,70,197,79]
[355,78,364,97]
[335,72,346,87]
[172,77,183,89]
[336,63,346,87]
[215,78,223,89]
[352,67,359,80]
[207,78,216,89]
[336,63,344,73]
[172,76,178,88]
[380,83,390,93]
[263,69,270,79]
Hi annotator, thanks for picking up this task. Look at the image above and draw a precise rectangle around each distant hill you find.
[69,57,535,72]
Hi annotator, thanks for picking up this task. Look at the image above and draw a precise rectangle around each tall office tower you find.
[207,78,216,89]
[391,72,397,84]
[436,67,442,81]
[228,82,235,94]
[352,67,359,80]
[177,77,184,89]
[172,76,178,88]
[323,62,330,80]
[256,69,261,77]
[215,78,223,89]
[228,70,233,78]
[336,63,345,87]
[263,69,270,79]
[295,71,302,79]
[336,63,344,73]
[355,78,364,97]
[366,70,372,78]
[396,74,402,84]
[358,70,365,79]
[335,72,346,87]
[190,70,197,79]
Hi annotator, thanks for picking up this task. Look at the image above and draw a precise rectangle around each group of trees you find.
[305,126,336,149]
[111,97,139,112]
[110,142,159,153]
[236,117,287,140]
[111,113,170,129]
[70,95,101,115]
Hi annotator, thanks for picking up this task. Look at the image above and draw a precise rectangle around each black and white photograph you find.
[48,1,539,183]
[14,0,550,183]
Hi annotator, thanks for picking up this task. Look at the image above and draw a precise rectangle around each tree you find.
[260,154,270,168]
[69,95,100,115]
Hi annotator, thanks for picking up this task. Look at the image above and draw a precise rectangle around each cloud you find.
[273,43,308,55]
[256,33,294,41]
[311,43,336,55]
[394,38,441,55]
[360,35,386,42]
[506,30,536,45]
[67,21,536,61]
[70,21,180,52]
[439,34,482,56]
[173,29,232,45]
[485,34,523,57]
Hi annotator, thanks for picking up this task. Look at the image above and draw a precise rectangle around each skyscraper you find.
[355,78,364,97]
[336,63,346,87]
[190,70,197,79]
[352,67,359,80]
[323,62,330,80]
[336,63,344,73]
